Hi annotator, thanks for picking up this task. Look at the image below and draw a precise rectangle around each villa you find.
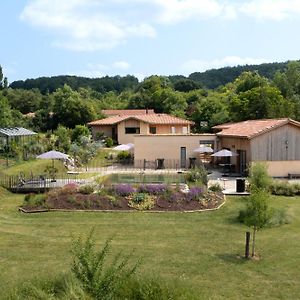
[132,117,300,177]
[88,111,300,177]
[88,110,194,145]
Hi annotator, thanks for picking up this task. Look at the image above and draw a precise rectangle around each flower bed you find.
[21,183,224,212]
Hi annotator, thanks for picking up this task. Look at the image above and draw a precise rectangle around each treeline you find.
[189,61,290,89]
[9,61,293,92]
[1,61,300,133]
[10,75,139,94]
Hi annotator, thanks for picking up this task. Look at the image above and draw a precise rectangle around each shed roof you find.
[214,118,300,139]
[88,113,194,126]
[0,127,37,137]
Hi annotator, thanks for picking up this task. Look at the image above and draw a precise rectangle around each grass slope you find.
[0,192,299,299]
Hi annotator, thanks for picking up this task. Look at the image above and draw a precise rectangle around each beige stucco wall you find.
[134,134,216,168]
[90,125,113,139]
[117,120,148,144]
[251,161,300,177]
[219,137,251,166]
[153,124,190,134]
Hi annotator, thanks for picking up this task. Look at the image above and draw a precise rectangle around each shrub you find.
[72,231,139,299]
[133,193,146,203]
[105,137,114,147]
[249,162,271,192]
[138,184,167,195]
[208,183,223,192]
[114,184,135,196]
[185,166,208,186]
[117,151,131,161]
[23,193,47,208]
[79,184,94,195]
[270,181,299,196]
[105,195,119,206]
[129,194,155,210]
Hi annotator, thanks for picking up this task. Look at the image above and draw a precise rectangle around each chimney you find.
[146,108,148,114]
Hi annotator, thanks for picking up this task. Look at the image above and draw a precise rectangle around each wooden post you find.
[245,231,250,259]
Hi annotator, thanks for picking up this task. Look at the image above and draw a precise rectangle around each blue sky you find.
[2,0,300,83]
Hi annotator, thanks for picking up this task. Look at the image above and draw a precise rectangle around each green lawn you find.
[0,158,99,180]
[0,190,300,299]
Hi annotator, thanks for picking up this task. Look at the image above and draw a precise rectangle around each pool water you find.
[108,173,186,184]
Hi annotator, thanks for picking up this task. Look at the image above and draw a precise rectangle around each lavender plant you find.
[186,187,203,201]
[138,184,167,194]
[114,184,135,196]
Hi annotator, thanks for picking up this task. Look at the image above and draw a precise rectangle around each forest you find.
[1,60,300,133]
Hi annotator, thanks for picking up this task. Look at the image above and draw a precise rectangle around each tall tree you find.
[0,94,13,127]
[52,85,96,128]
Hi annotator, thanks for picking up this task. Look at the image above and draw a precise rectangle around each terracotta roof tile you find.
[136,114,194,125]
[88,115,129,125]
[88,113,194,126]
[102,109,155,116]
[216,118,300,139]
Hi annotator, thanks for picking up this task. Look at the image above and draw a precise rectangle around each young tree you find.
[239,163,273,257]
[241,189,272,257]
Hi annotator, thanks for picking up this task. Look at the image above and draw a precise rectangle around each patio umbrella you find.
[211,149,238,157]
[193,145,214,153]
[37,150,69,167]
[113,143,134,151]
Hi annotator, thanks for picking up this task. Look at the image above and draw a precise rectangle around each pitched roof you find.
[0,127,37,137]
[214,118,300,139]
[88,113,194,126]
[102,109,155,116]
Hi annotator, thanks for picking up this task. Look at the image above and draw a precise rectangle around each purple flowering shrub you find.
[138,184,167,194]
[186,186,203,201]
[114,184,135,196]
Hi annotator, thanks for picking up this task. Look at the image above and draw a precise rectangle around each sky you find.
[2,0,300,83]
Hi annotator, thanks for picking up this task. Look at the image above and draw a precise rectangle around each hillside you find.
[9,61,294,92]
[9,75,139,94]
[189,61,291,89]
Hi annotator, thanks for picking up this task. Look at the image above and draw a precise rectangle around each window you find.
[182,126,188,134]
[171,126,176,134]
[150,127,156,134]
[125,127,140,134]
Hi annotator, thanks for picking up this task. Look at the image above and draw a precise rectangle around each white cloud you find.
[112,61,130,70]
[20,0,156,52]
[240,0,300,21]
[154,0,236,24]
[20,0,300,53]
[182,56,271,74]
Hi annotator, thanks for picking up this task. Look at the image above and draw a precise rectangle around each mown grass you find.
[0,158,99,179]
[0,192,300,299]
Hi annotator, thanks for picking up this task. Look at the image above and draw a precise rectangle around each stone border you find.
[19,195,226,214]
